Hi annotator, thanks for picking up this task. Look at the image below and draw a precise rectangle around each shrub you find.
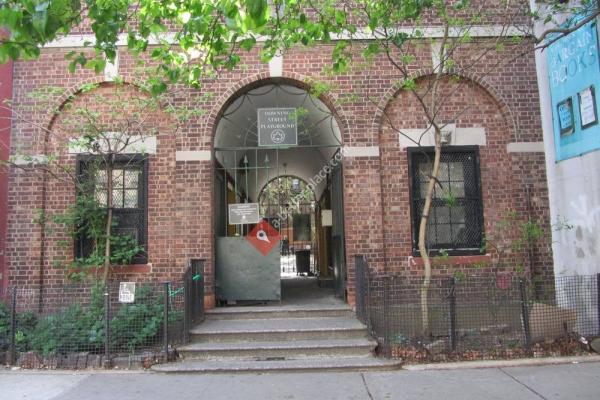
[29,284,165,356]
[110,285,164,352]
[6,284,166,357]
[30,285,105,356]
[0,302,10,351]
[0,302,37,352]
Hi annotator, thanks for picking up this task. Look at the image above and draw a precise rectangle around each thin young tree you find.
[1,81,181,283]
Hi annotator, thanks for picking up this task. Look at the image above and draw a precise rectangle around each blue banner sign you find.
[547,19,600,160]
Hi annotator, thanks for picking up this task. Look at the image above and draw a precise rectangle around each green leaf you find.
[239,37,256,51]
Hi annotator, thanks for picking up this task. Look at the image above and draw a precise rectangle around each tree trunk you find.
[102,160,113,283]
[418,126,442,337]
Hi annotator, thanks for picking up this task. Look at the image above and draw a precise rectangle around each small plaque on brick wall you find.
[119,282,136,303]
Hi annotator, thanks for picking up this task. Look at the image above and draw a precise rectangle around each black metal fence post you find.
[183,264,190,344]
[448,277,457,352]
[597,273,600,336]
[196,260,205,323]
[163,281,170,361]
[383,276,392,357]
[519,278,532,351]
[9,287,17,365]
[365,261,372,336]
[104,290,111,368]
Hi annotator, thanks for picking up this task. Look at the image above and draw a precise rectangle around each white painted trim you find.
[175,150,212,161]
[68,134,157,154]
[104,51,119,81]
[342,146,380,157]
[399,126,486,148]
[507,142,545,153]
[43,26,529,49]
[9,155,49,166]
[431,41,444,73]
[44,33,176,48]
[355,25,529,40]
[269,54,283,77]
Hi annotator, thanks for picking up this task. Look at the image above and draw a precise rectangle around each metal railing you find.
[354,256,600,361]
[0,259,206,369]
[183,259,205,344]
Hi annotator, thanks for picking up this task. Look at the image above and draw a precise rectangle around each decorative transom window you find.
[408,146,484,255]
[76,154,148,264]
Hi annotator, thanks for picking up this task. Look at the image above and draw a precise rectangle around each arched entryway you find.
[212,80,347,305]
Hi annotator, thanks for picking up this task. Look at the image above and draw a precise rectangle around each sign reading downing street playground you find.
[258,108,298,146]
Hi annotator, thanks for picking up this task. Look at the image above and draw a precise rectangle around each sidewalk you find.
[1,360,599,400]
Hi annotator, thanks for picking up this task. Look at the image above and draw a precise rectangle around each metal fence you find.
[355,256,600,361]
[0,260,205,369]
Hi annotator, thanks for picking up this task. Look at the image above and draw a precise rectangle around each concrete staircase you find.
[152,305,401,373]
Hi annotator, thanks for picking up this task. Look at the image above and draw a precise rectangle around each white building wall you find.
[531,2,600,277]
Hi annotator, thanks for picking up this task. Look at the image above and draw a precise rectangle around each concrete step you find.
[152,356,402,374]
[178,338,377,360]
[189,317,368,342]
[206,306,353,320]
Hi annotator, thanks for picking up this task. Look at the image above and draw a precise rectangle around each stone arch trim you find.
[372,69,518,142]
[206,72,350,147]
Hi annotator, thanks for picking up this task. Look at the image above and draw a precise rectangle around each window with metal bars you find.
[76,154,148,264]
[408,146,484,255]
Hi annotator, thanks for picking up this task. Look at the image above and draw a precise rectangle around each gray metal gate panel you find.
[215,237,281,301]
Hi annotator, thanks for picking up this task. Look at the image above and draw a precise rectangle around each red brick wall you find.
[380,76,552,281]
[5,38,552,307]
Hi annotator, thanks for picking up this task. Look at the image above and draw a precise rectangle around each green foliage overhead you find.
[3,1,592,94]
[0,1,596,95]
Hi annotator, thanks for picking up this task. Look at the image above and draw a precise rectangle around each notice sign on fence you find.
[258,108,298,146]
[229,203,260,225]
[119,282,136,303]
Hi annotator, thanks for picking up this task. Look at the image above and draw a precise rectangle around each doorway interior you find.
[213,82,346,306]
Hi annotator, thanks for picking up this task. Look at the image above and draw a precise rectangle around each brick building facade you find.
[2,32,552,309]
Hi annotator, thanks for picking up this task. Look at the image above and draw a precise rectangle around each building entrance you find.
[213,82,346,304]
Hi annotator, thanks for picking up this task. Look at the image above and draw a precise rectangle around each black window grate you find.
[409,147,484,254]
[76,155,148,264]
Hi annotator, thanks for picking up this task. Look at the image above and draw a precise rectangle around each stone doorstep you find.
[178,338,377,360]
[151,356,402,374]
[205,307,353,320]
[190,316,366,335]
[179,338,377,352]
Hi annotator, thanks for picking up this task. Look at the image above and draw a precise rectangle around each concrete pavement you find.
[1,361,599,400]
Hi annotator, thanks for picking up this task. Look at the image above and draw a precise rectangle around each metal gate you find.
[331,159,347,298]
[213,146,346,302]
[211,82,346,303]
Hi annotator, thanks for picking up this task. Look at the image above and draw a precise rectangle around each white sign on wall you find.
[118,282,136,303]
[229,203,260,225]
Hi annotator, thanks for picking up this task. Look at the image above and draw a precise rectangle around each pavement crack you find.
[499,368,549,400]
[360,372,375,400]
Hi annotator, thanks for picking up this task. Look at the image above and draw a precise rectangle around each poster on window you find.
[557,98,574,136]
[578,86,597,128]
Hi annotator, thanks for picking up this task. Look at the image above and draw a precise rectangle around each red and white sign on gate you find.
[246,219,280,256]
